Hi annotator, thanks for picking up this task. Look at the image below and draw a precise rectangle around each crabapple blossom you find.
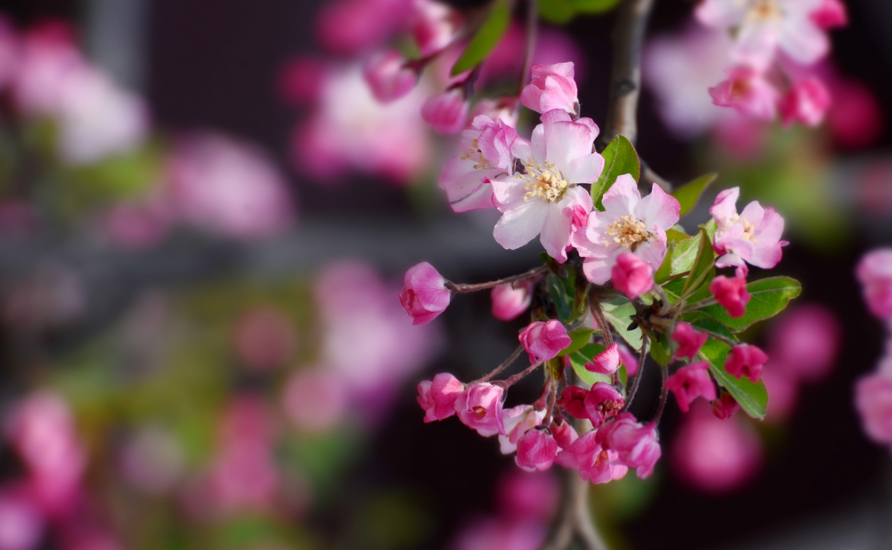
[855,370,892,452]
[779,77,831,127]
[725,344,769,383]
[557,386,588,419]
[572,174,679,284]
[585,343,621,375]
[470,97,519,126]
[455,383,505,437]
[362,50,416,103]
[314,0,412,55]
[709,274,751,318]
[282,369,347,433]
[0,488,43,550]
[708,67,780,121]
[515,430,559,472]
[711,392,741,419]
[417,372,465,422]
[555,431,628,484]
[519,320,572,364]
[611,252,655,299]
[491,280,534,321]
[422,88,469,135]
[519,62,579,116]
[496,470,559,521]
[768,304,840,382]
[618,343,639,376]
[399,262,451,325]
[499,405,545,454]
[672,322,708,360]
[666,362,717,413]
[583,382,625,428]
[810,0,847,29]
[551,421,579,449]
[411,0,461,57]
[856,249,892,320]
[440,115,519,213]
[710,186,787,272]
[491,109,602,262]
[596,413,661,479]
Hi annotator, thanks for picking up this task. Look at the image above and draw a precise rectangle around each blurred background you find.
[0,0,890,549]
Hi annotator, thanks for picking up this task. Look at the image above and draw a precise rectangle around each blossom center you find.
[460,139,492,171]
[607,215,653,251]
[746,0,782,24]
[472,405,488,419]
[731,213,757,242]
[522,161,570,203]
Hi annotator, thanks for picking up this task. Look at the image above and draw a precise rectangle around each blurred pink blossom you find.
[0,16,18,91]
[767,304,840,382]
[857,249,892,321]
[0,487,43,550]
[855,369,892,453]
[495,471,558,522]
[234,306,297,370]
[282,368,348,433]
[314,0,413,55]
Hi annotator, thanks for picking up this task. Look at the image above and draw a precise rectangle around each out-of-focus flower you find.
[491,280,534,321]
[778,77,831,127]
[495,471,558,522]
[767,304,840,382]
[234,306,297,370]
[448,517,546,550]
[857,249,892,321]
[708,67,780,121]
[399,262,451,325]
[314,0,413,55]
[422,88,469,135]
[411,0,462,57]
[666,362,717,413]
[855,370,892,453]
[519,320,572,364]
[282,368,347,433]
[0,488,43,550]
[811,0,847,29]
[826,77,882,149]
[0,16,19,92]
[362,50,417,103]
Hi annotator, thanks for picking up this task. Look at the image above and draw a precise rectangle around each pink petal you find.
[636,182,681,230]
[601,174,641,217]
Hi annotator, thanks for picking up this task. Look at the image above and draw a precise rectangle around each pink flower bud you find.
[611,252,654,299]
[583,382,624,428]
[557,385,589,419]
[551,420,579,449]
[519,320,572,364]
[666,361,717,413]
[491,280,533,321]
[411,0,461,57]
[596,412,661,479]
[811,0,847,29]
[566,204,589,233]
[516,429,559,472]
[417,372,465,422]
[585,343,621,374]
[362,50,417,103]
[618,343,639,376]
[855,371,892,452]
[421,88,469,135]
[725,344,768,383]
[555,431,628,484]
[779,78,831,127]
[857,249,892,321]
[399,262,451,325]
[455,383,505,437]
[672,322,708,360]
[710,393,740,420]
[520,62,579,116]
[709,67,779,121]
[709,275,751,318]
[499,405,545,454]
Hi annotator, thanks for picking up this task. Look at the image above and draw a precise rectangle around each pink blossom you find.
[363,50,417,103]
[282,368,347,433]
[779,77,831,127]
[492,110,602,262]
[710,186,787,272]
[491,280,534,321]
[551,421,579,449]
[399,262,451,325]
[499,405,545,454]
[557,386,589,419]
[448,517,546,550]
[666,362,717,413]
[11,21,83,115]
[696,0,829,71]
[440,115,519,212]
[709,274,751,318]
[235,306,297,370]
[519,320,572,364]
[496,471,559,521]
[455,383,505,437]
[0,487,43,550]
[422,88,469,135]
[585,343,621,375]
[520,62,579,116]
[315,0,413,55]
[810,0,847,29]
[856,249,892,320]
[618,344,639,376]
[596,413,661,479]
[671,402,763,493]
[709,67,780,121]
[611,253,654,299]
[278,56,326,105]
[411,0,462,57]
[584,383,625,428]
[768,304,840,381]
[710,393,741,419]
[471,97,519,127]
[855,371,892,452]
[516,430,558,472]
[725,345,769,383]
[418,372,465,423]
[555,431,628,484]
[763,368,799,422]
[0,17,18,92]
[572,174,679,284]
[827,78,882,149]
[672,322,708,360]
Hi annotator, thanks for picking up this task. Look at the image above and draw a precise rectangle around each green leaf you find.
[560,327,595,356]
[591,135,640,207]
[665,228,690,244]
[672,173,717,217]
[669,232,702,276]
[451,0,511,76]
[694,276,802,331]
[575,0,622,13]
[539,0,577,23]
[649,332,674,366]
[546,272,577,324]
[698,339,768,420]
[680,228,716,298]
[601,301,642,349]
[567,344,611,387]
[654,240,674,284]
[682,311,739,343]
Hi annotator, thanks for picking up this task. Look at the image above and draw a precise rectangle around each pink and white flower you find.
[417,372,465,422]
[519,320,572,364]
[440,115,519,213]
[725,344,769,383]
[399,262,451,325]
[362,50,417,103]
[856,370,892,453]
[491,280,534,321]
[708,67,780,121]
[666,362,717,413]
[555,431,628,484]
[516,430,559,472]
[422,88,469,135]
[585,343,621,375]
[491,109,603,262]
[709,186,787,273]
[672,322,708,360]
[810,0,847,30]
[519,62,579,116]
[572,174,679,284]
[499,405,545,454]
[411,0,462,57]
[856,249,892,321]
[709,274,751,318]
[583,382,624,428]
[779,77,831,127]
[611,252,654,299]
[596,413,661,479]
[455,383,505,437]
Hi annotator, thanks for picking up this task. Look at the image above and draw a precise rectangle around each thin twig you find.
[472,345,525,384]
[620,339,648,412]
[502,360,544,387]
[448,264,549,293]
[652,360,669,424]
[588,295,614,348]
[518,0,539,95]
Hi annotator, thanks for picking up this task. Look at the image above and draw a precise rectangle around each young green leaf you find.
[591,135,640,207]
[693,277,802,331]
[649,332,674,366]
[545,272,577,324]
[654,240,674,284]
[560,328,596,356]
[672,173,717,217]
[601,301,643,349]
[575,0,622,12]
[682,311,739,343]
[698,339,768,420]
[451,0,511,76]
[680,227,716,298]
[567,344,611,387]
[669,232,702,276]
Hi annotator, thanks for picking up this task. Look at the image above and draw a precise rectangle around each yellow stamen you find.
[607,215,653,251]
[522,161,570,203]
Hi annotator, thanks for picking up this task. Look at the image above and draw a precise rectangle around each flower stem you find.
[620,339,648,413]
[503,360,544,387]
[447,264,548,293]
[473,345,525,384]
[653,361,669,424]
[517,0,538,95]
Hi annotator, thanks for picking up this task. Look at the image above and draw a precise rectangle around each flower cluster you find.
[695,0,846,126]
[404,63,797,485]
